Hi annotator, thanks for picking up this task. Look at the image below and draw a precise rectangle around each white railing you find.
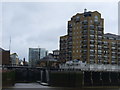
[60,64,120,72]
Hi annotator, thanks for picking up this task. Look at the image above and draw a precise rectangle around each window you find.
[94,15,98,20]
[90,25,94,29]
[90,20,92,23]
[98,31,102,34]
[74,23,75,26]
[68,24,72,28]
[100,21,102,25]
[82,20,88,25]
[77,27,78,29]
[76,16,80,22]
[90,30,94,34]
[76,50,78,52]
[90,49,94,52]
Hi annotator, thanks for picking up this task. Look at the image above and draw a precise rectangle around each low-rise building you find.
[10,53,19,66]
[52,49,59,60]
[0,48,10,65]
[37,54,59,68]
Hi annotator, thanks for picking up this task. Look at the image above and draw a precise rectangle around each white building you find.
[10,53,19,66]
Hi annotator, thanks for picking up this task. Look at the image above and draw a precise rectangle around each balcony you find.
[104,52,109,55]
[68,24,72,28]
[118,47,120,49]
[104,42,109,45]
[90,36,95,39]
[82,49,87,51]
[98,57,102,59]
[82,45,87,48]
[82,21,88,25]
[84,12,92,17]
[111,56,116,58]
[98,31,102,34]
[82,25,88,29]
[111,47,116,49]
[97,26,103,31]
[112,53,116,56]
[68,33,72,36]
[118,57,120,58]
[104,56,108,59]
[90,46,95,49]
[68,28,72,32]
[98,42,102,45]
[111,49,117,51]
[118,43,120,47]
[112,52,116,54]
[98,36,102,40]
[89,25,94,29]
[82,35,88,39]
[75,16,80,22]
[89,30,95,34]
[82,57,87,59]
[111,42,116,45]
[68,38,72,42]
[98,52,102,55]
[90,35,95,39]
[82,41,87,44]
[90,51,95,54]
[82,30,88,35]
[90,55,95,59]
[94,21,100,26]
[98,47,102,49]
[90,41,95,44]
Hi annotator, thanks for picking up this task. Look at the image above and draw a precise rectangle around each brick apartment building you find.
[59,9,120,64]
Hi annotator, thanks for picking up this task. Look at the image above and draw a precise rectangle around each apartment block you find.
[59,35,68,63]
[59,9,120,64]
[103,33,120,64]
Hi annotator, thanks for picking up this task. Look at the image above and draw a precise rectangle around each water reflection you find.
[2,83,120,90]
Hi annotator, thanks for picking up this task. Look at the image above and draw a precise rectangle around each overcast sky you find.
[1,2,118,61]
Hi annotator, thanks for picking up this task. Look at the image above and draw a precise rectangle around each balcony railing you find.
[68,24,72,28]
[82,25,88,29]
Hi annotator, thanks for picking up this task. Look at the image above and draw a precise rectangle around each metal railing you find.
[60,63,120,72]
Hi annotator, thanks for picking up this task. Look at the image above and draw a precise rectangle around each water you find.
[2,83,120,90]
[11,83,49,88]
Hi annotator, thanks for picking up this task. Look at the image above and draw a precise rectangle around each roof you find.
[53,49,59,52]
[0,48,10,52]
[0,48,3,52]
[39,54,57,62]
[104,33,120,40]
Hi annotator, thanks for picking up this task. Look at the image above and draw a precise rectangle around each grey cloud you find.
[2,2,118,60]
